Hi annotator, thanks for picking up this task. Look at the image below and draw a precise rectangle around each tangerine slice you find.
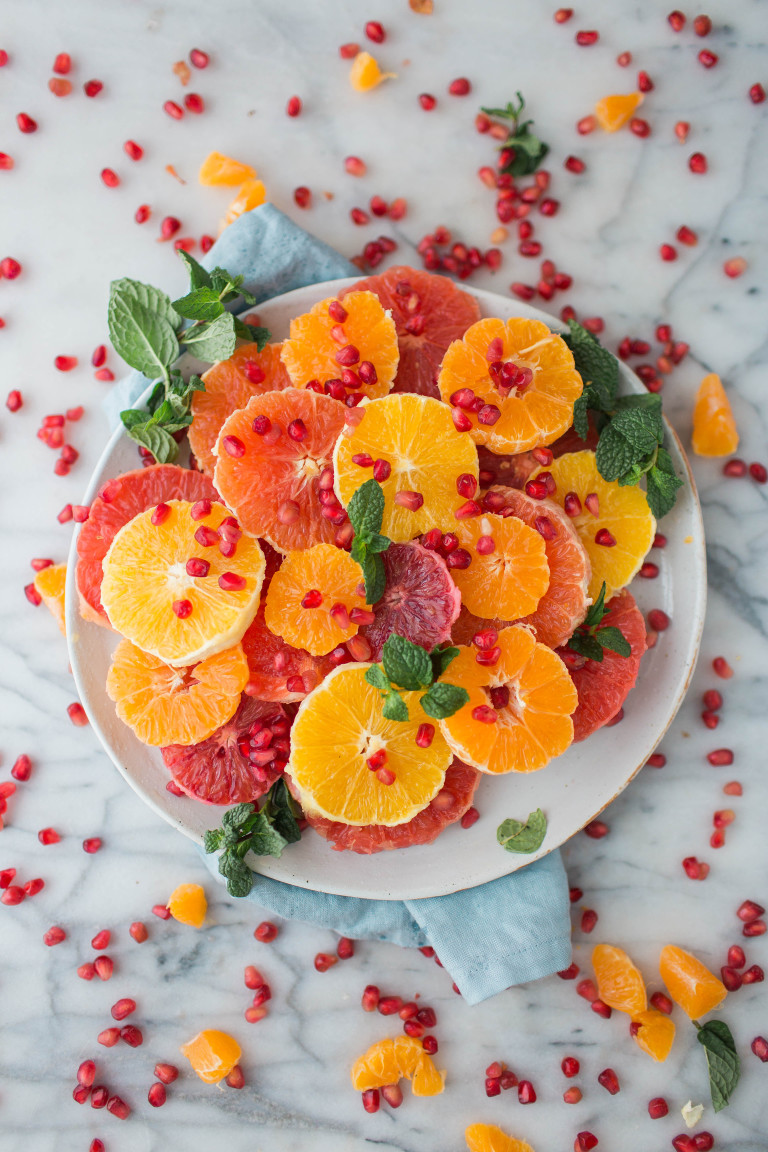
[351,1036,444,1095]
[595,92,644,132]
[592,943,648,1016]
[33,562,67,634]
[341,266,481,398]
[189,342,291,474]
[181,1029,241,1083]
[264,543,369,656]
[349,51,396,91]
[221,179,267,230]
[213,388,348,553]
[333,394,479,542]
[167,882,207,928]
[287,664,452,825]
[199,151,256,186]
[106,639,248,746]
[465,1124,536,1152]
[531,450,656,601]
[632,1008,676,1062]
[437,317,583,454]
[439,625,577,774]
[691,373,739,457]
[450,512,550,620]
[659,944,728,1019]
[101,501,265,666]
[360,541,461,660]
[281,291,398,400]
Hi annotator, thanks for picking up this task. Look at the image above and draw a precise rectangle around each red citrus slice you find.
[557,589,647,741]
[342,266,481,398]
[75,465,218,627]
[241,604,338,703]
[300,758,480,853]
[477,419,601,492]
[162,695,291,805]
[360,542,461,660]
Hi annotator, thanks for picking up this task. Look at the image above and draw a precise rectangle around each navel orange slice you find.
[449,512,550,620]
[351,1036,444,1096]
[264,543,369,656]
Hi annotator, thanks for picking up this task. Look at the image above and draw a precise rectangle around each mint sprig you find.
[567,581,631,663]
[497,808,547,853]
[347,479,392,604]
[364,633,468,721]
[481,92,549,177]
[203,780,301,898]
[695,1019,741,1112]
[109,250,270,464]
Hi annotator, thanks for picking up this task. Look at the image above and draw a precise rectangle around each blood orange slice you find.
[162,695,290,805]
[341,266,481,398]
[76,465,218,627]
[360,542,461,660]
[557,589,646,741]
[303,757,480,853]
[477,418,600,492]
[241,605,338,703]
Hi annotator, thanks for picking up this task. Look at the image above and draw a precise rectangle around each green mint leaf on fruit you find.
[618,462,646,487]
[222,802,257,832]
[177,247,213,289]
[566,629,605,663]
[260,779,302,845]
[365,664,391,691]
[611,406,663,454]
[361,551,386,605]
[382,634,434,692]
[646,464,683,519]
[172,286,226,322]
[233,317,271,347]
[419,681,469,720]
[245,812,289,858]
[348,479,385,539]
[696,1020,740,1112]
[572,391,591,440]
[382,690,409,722]
[108,278,180,380]
[120,408,147,430]
[596,421,642,482]
[122,420,179,464]
[203,829,224,853]
[582,582,608,628]
[497,808,547,854]
[366,533,391,555]
[595,626,631,657]
[568,582,630,663]
[218,852,254,898]
[182,311,238,363]
[565,320,619,403]
[430,645,460,681]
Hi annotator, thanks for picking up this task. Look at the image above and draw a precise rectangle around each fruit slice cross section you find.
[287,663,452,825]
[264,543,369,656]
[360,541,461,660]
[450,511,550,620]
[100,500,264,667]
[351,1036,445,1096]
[241,605,337,702]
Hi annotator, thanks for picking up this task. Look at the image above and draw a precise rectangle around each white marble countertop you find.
[1,1,767,1149]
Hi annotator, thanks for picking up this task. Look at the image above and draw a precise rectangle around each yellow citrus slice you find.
[632,1008,676,1062]
[288,663,452,825]
[33,562,67,634]
[595,92,644,132]
[221,179,267,230]
[465,1124,536,1152]
[350,52,396,91]
[439,626,577,773]
[351,1036,444,1096]
[530,450,656,601]
[167,883,207,928]
[199,151,256,186]
[334,393,480,542]
[264,544,369,656]
[101,500,265,667]
[450,513,550,619]
[592,943,648,1016]
[181,1029,241,1083]
[691,373,739,456]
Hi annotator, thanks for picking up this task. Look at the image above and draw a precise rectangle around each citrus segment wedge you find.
[659,944,728,1019]
[199,152,256,186]
[221,179,266,229]
[360,541,461,660]
[632,1008,676,1062]
[691,372,739,457]
[349,51,396,92]
[351,1036,445,1095]
[592,943,648,1016]
[181,1029,241,1083]
[595,92,644,132]
[450,512,550,621]
[465,1124,536,1152]
[167,883,207,928]
[264,543,368,656]
[33,562,67,634]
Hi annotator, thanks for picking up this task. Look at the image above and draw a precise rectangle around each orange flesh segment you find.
[594,92,644,132]
[199,151,256,186]
[592,943,648,1016]
[167,882,207,928]
[180,1029,241,1083]
[632,1008,676,1062]
[350,51,395,91]
[450,513,550,620]
[351,1036,445,1095]
[33,563,67,634]
[264,544,369,656]
[691,373,739,457]
[465,1124,536,1152]
[659,944,728,1019]
[221,179,266,229]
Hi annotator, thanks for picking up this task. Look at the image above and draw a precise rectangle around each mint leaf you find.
[497,808,547,853]
[120,408,147,430]
[567,630,604,662]
[203,829,224,852]
[572,391,591,440]
[610,406,663,454]
[177,247,213,290]
[348,479,385,539]
[182,311,238,363]
[245,812,289,858]
[172,287,226,322]
[582,582,608,628]
[596,421,642,482]
[419,681,469,719]
[382,691,409,722]
[218,852,254,897]
[222,802,257,832]
[482,94,549,177]
[109,278,179,380]
[430,645,460,680]
[122,420,179,463]
[365,664,391,691]
[361,551,386,605]
[233,317,271,347]
[595,626,631,657]
[696,1020,740,1112]
[260,778,302,845]
[646,464,683,519]
[565,320,619,403]
[382,635,433,692]
[366,533,391,554]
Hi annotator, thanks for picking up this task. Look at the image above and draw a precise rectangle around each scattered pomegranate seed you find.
[152,903,171,919]
[648,1096,669,1118]
[751,1036,768,1062]
[563,1086,582,1104]
[576,30,599,45]
[121,1024,143,1047]
[90,1085,109,1108]
[107,1094,130,1120]
[183,92,204,114]
[344,155,367,178]
[419,93,436,110]
[111,997,136,1021]
[577,978,598,1002]
[575,1133,598,1152]
[721,965,742,991]
[129,921,148,943]
[1,256,22,279]
[339,42,360,58]
[94,955,114,980]
[557,963,580,979]
[364,20,385,42]
[689,152,708,173]
[16,112,38,133]
[660,244,678,262]
[148,1082,167,1107]
[584,820,608,839]
[564,155,586,174]
[750,83,766,104]
[598,1067,620,1094]
[77,962,95,980]
[97,1027,120,1047]
[135,203,151,224]
[580,909,598,933]
[38,826,61,845]
[91,929,111,950]
[100,168,120,188]
[314,952,338,972]
[683,856,709,880]
[163,100,184,119]
[749,462,767,483]
[189,46,209,68]
[743,963,765,981]
[738,899,766,922]
[698,49,718,68]
[6,389,23,412]
[43,926,66,946]
[362,1088,380,1113]
[518,1080,536,1104]
[707,748,734,766]
[255,921,278,942]
[712,655,734,679]
[1,885,25,906]
[554,7,574,21]
[84,80,103,97]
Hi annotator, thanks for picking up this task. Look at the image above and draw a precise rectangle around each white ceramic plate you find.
[66,278,706,899]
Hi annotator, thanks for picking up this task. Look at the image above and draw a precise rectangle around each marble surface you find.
[1,1,767,1149]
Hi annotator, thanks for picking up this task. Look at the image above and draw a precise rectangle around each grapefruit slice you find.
[162,695,290,804]
[76,465,218,627]
[477,418,601,491]
[557,589,646,741]
[360,542,461,660]
[341,266,481,399]
[241,604,338,703]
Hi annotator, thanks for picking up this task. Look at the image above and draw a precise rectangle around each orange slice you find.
[659,944,728,1019]
[101,500,264,666]
[264,544,369,656]
[281,291,399,401]
[167,882,207,928]
[632,1008,676,1062]
[439,625,577,774]
[199,151,256,186]
[213,388,348,553]
[351,1036,444,1096]
[450,512,550,620]
[691,373,739,457]
[189,342,291,474]
[288,664,451,825]
[181,1029,241,1083]
[437,317,583,454]
[531,450,656,601]
[594,92,644,132]
[465,1125,536,1152]
[221,179,267,230]
[350,52,396,92]
[33,562,67,634]
[592,943,648,1016]
[106,639,248,746]
[334,394,480,542]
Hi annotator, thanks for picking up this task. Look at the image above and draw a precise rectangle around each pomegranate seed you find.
[689,152,708,173]
[121,1024,143,1047]
[591,999,612,1018]
[336,936,355,960]
[16,112,38,133]
[362,1088,380,1113]
[683,856,709,880]
[91,929,111,950]
[97,1027,120,1047]
[448,77,471,96]
[0,151,13,169]
[743,963,765,981]
[597,1067,620,1095]
[418,91,438,111]
[749,83,766,104]
[73,1085,91,1105]
[577,978,598,1002]
[594,528,616,547]
[254,920,279,943]
[675,225,698,247]
[744,921,767,939]
[737,899,765,922]
[344,155,367,178]
[43,926,66,946]
[581,909,598,933]
[219,572,247,591]
[557,963,580,979]
[584,820,608,839]
[561,1056,580,1078]
[0,868,16,889]
[660,243,678,262]
[577,115,597,135]
[707,748,734,766]
[47,76,71,96]
[6,389,22,412]
[364,20,386,42]
[563,1086,582,1104]
[518,1080,536,1104]
[314,952,338,972]
[712,655,734,678]
[1,885,26,906]
[38,826,61,845]
[749,461,768,483]
[163,100,184,119]
[90,1085,109,1108]
[554,6,574,20]
[94,955,114,980]
[721,965,742,991]
[576,29,599,45]
[698,49,718,67]
[145,1082,167,1108]
[460,807,480,829]
[668,9,686,29]
[751,1036,768,1061]
[1,256,22,280]
[485,1077,501,1097]
[648,608,670,631]
[100,167,120,188]
[107,1095,130,1120]
[127,920,148,943]
[672,1139,696,1152]
[83,79,103,98]
[172,599,193,619]
[111,997,136,1021]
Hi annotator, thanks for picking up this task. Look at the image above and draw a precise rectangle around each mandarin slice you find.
[167,883,207,928]
[595,91,644,132]
[437,317,583,454]
[107,639,248,746]
[691,373,739,457]
[33,562,67,634]
[659,945,728,1019]
[181,1029,241,1083]
[189,342,291,474]
[351,1036,444,1095]
[199,151,256,186]
[333,393,479,542]
[101,501,264,667]
[213,388,348,553]
[281,291,398,400]
[632,1008,676,1062]
[264,543,369,656]
[450,512,550,620]
[465,1124,536,1152]
[531,450,656,601]
[349,51,396,91]
[220,178,267,230]
[592,943,648,1016]
[439,626,577,774]
[288,664,452,825]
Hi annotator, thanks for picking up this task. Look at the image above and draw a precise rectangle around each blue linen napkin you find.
[106,204,572,1004]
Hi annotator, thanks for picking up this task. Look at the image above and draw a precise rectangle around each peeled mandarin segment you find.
[280,291,399,400]
[220,179,266,230]
[632,1008,676,1062]
[532,450,656,602]
[167,883,207,928]
[659,944,728,1019]
[106,639,248,747]
[33,563,67,634]
[592,943,648,1016]
[100,501,265,667]
[333,393,479,542]
[213,389,347,553]
[287,663,451,826]
[451,513,550,620]
[465,1124,536,1152]
[411,1055,446,1096]
[351,1037,443,1095]
[594,91,644,131]
[198,151,256,186]
[437,317,583,454]
[691,373,739,457]
[180,1029,241,1083]
[350,51,396,91]
[189,342,291,474]
[264,543,369,656]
